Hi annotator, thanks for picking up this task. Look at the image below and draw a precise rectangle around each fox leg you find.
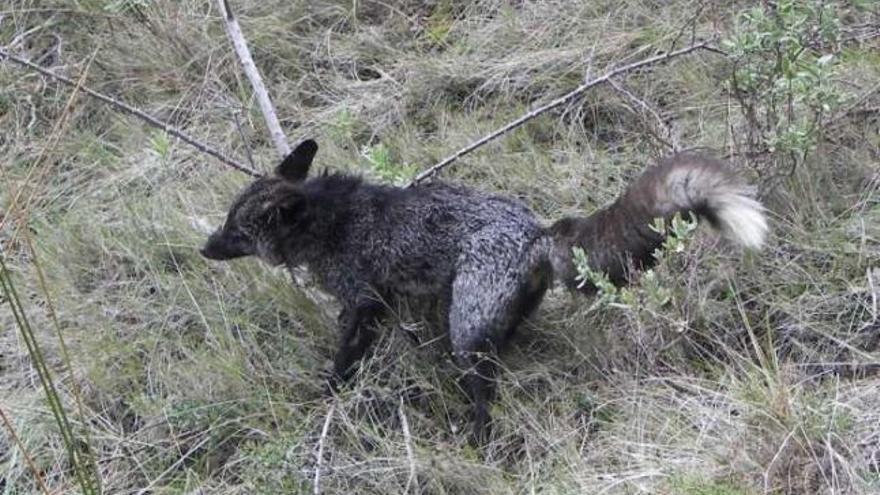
[460,349,497,446]
[329,299,385,387]
[449,255,550,445]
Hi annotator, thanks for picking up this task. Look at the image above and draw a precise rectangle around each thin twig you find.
[0,407,52,495]
[399,397,417,493]
[0,48,260,177]
[314,404,335,495]
[409,41,716,186]
[668,0,705,52]
[217,0,291,159]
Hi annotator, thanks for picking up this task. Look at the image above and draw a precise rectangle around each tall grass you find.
[0,254,100,493]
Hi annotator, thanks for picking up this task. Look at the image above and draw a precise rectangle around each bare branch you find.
[217,0,291,159]
[0,48,261,177]
[409,41,718,187]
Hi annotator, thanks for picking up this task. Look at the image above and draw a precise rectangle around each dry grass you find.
[1,0,879,493]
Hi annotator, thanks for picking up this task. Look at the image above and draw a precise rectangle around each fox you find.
[200,139,767,444]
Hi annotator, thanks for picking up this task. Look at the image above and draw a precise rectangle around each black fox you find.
[200,139,767,444]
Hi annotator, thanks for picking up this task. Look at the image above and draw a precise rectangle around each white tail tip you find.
[714,192,768,249]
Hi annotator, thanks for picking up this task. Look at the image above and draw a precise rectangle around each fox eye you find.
[225,226,249,241]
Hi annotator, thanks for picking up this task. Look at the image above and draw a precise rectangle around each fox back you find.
[201,143,546,306]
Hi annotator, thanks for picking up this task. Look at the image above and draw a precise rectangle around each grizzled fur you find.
[201,140,766,444]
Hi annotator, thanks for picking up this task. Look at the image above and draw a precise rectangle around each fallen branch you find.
[0,48,260,177]
[217,0,291,159]
[409,40,717,186]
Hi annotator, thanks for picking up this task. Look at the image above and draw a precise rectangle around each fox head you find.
[200,139,319,265]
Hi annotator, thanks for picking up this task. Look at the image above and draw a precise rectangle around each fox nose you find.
[199,237,220,259]
[199,233,250,261]
[200,242,225,260]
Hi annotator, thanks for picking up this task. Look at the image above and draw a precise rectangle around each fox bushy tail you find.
[549,152,768,293]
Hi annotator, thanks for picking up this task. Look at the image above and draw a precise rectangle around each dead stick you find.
[409,41,715,186]
[0,48,261,177]
[217,0,291,159]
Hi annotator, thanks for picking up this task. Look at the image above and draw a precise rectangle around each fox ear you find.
[276,139,318,182]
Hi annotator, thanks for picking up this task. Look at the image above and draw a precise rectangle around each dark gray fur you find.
[201,140,763,444]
